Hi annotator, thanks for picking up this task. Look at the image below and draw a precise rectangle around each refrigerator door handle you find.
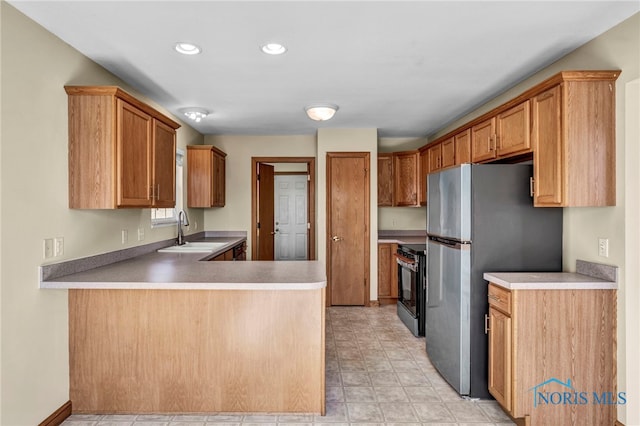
[428,236,470,250]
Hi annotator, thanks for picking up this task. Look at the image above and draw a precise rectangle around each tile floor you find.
[62,304,515,426]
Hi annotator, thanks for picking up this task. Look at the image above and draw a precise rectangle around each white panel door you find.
[274,175,308,260]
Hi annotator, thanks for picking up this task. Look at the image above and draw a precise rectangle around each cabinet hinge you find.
[307,174,311,182]
[307,222,311,230]
[257,174,260,181]
[364,168,368,177]
[257,222,260,229]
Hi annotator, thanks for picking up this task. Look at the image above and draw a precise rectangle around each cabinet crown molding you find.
[64,85,181,130]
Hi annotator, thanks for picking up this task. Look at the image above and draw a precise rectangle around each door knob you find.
[331,235,342,242]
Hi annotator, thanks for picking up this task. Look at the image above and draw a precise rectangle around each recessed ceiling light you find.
[179,107,209,123]
[175,42,202,55]
[305,104,338,121]
[261,43,287,55]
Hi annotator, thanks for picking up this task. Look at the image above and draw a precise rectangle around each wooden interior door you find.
[327,152,370,306]
[257,163,275,260]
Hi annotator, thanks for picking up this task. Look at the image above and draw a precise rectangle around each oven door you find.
[396,252,418,317]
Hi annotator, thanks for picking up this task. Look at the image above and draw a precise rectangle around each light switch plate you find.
[122,229,128,244]
[54,237,64,257]
[43,239,54,259]
[598,238,609,257]
[137,227,145,241]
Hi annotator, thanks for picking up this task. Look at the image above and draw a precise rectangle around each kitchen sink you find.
[157,241,228,253]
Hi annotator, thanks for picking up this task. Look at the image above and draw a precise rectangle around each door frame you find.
[251,157,316,260]
[326,152,371,307]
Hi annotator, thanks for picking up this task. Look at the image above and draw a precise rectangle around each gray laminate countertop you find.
[40,236,326,291]
[484,271,617,290]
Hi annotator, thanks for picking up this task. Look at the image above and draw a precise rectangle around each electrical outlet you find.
[122,229,128,244]
[598,238,609,257]
[137,227,145,241]
[54,237,64,257]
[194,220,198,230]
[43,239,54,259]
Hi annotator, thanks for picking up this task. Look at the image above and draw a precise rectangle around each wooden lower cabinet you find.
[377,243,398,303]
[488,306,511,411]
[487,283,616,426]
[210,242,246,261]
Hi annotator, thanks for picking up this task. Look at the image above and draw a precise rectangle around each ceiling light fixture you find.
[175,42,202,55]
[260,42,287,55]
[180,107,209,123]
[305,104,338,121]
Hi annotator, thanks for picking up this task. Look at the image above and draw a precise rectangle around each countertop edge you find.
[40,280,327,291]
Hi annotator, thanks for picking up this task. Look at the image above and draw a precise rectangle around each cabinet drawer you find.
[488,284,511,315]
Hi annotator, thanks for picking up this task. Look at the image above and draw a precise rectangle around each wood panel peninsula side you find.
[43,250,326,415]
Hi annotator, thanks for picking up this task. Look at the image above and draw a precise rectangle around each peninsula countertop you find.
[40,235,326,291]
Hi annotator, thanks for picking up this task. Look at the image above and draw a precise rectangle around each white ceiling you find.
[8,1,640,137]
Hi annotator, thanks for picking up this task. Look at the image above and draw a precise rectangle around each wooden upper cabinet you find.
[66,86,180,209]
[454,129,471,164]
[377,153,394,206]
[187,145,227,208]
[393,151,419,206]
[471,117,497,163]
[152,120,177,208]
[532,86,563,206]
[532,75,617,206]
[116,100,152,207]
[418,149,428,205]
[496,101,531,157]
[427,143,442,173]
[441,137,456,169]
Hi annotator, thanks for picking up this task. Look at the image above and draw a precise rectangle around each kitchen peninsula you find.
[40,237,326,415]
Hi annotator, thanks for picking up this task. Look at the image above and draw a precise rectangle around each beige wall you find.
[202,134,317,258]
[624,78,639,425]
[0,4,204,424]
[429,13,639,424]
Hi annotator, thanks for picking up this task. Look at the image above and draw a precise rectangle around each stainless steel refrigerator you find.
[425,164,562,398]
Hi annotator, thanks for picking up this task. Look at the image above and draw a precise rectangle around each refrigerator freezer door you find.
[427,165,471,241]
[425,238,471,395]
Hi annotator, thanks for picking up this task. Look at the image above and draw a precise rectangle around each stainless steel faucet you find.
[177,210,189,245]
